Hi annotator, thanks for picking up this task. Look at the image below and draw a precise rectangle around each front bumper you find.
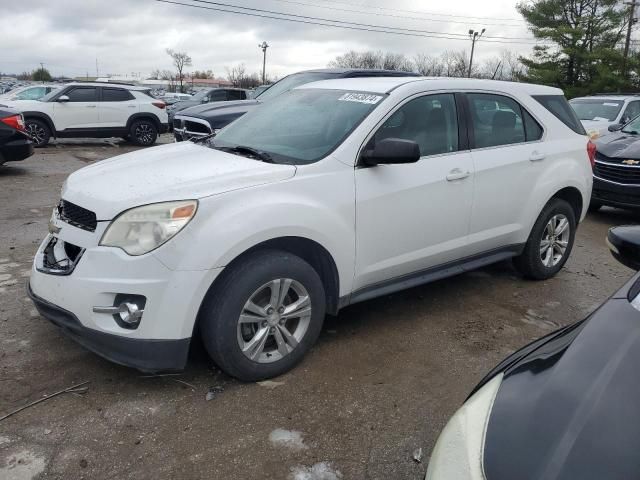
[28,284,190,372]
[28,211,222,372]
[592,176,640,209]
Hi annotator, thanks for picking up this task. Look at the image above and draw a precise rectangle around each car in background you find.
[160,92,192,105]
[248,84,271,99]
[0,84,61,102]
[590,114,640,211]
[0,107,34,166]
[166,88,249,122]
[426,225,640,480]
[173,68,421,141]
[1,82,168,147]
[29,77,592,381]
[570,94,640,139]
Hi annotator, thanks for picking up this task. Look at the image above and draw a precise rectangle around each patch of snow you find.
[257,380,285,390]
[0,436,11,446]
[289,462,342,480]
[269,429,307,451]
[0,449,46,480]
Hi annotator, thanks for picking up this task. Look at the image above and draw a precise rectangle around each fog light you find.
[93,294,146,329]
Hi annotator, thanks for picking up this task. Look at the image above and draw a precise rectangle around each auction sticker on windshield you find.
[338,93,383,104]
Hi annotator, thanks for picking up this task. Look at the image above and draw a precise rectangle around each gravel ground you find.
[0,137,637,480]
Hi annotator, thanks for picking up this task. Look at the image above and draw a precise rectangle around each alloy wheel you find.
[540,214,570,267]
[237,278,312,364]
[134,123,154,144]
[26,123,47,145]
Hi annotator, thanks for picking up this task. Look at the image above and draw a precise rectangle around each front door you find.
[52,86,100,131]
[354,93,474,291]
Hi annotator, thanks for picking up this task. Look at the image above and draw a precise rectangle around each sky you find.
[2,0,539,80]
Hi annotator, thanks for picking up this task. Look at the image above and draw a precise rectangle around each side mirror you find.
[57,95,70,103]
[608,226,640,270]
[609,123,623,132]
[361,138,421,166]
[202,97,209,103]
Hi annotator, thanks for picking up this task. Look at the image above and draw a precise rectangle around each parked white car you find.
[1,82,168,147]
[28,77,593,380]
[0,84,61,102]
[569,94,640,138]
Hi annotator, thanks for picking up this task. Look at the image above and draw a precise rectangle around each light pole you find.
[259,41,269,84]
[468,28,485,78]
[623,1,638,78]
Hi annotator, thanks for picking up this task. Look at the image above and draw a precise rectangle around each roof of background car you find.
[63,82,150,91]
[571,95,636,101]
[296,76,564,96]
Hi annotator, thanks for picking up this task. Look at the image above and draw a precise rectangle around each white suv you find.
[28,77,593,380]
[2,82,168,147]
[570,94,640,138]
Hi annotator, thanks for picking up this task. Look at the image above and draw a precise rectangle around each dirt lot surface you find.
[0,137,637,480]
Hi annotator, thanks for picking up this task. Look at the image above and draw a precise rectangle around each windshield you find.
[569,99,624,121]
[255,72,338,102]
[192,90,212,101]
[212,88,385,164]
[39,88,62,102]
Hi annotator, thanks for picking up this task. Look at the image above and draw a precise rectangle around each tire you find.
[25,118,51,147]
[128,119,158,146]
[200,250,326,381]
[513,198,576,280]
[588,201,602,213]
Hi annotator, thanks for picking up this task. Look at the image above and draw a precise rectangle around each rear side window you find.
[66,87,98,102]
[523,110,543,141]
[227,90,245,100]
[102,88,133,101]
[467,93,526,148]
[533,95,586,135]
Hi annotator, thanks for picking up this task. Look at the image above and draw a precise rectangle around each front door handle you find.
[85,105,97,108]
[530,151,546,162]
[446,168,471,181]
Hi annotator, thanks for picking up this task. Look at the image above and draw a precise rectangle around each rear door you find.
[52,86,100,131]
[465,92,545,254]
[354,92,475,290]
[98,87,137,128]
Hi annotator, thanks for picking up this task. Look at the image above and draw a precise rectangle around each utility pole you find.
[467,28,485,78]
[623,1,638,78]
[39,62,45,84]
[259,41,269,84]
[96,58,99,78]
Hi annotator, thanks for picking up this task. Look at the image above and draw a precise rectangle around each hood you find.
[594,132,640,159]
[581,119,614,138]
[169,99,201,112]
[175,100,260,129]
[483,276,640,480]
[0,99,42,109]
[62,142,296,220]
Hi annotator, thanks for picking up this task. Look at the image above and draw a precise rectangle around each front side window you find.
[212,88,384,164]
[66,87,98,102]
[623,101,640,122]
[468,93,526,148]
[209,91,228,102]
[371,93,459,157]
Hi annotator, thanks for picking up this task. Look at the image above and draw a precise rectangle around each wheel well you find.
[23,113,55,137]
[127,114,161,131]
[551,187,583,221]
[210,237,341,316]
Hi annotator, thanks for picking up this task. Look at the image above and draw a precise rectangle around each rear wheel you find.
[200,250,326,381]
[25,119,51,147]
[513,198,576,280]
[129,119,158,146]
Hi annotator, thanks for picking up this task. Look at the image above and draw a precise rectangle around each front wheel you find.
[513,198,576,280]
[129,120,158,146]
[200,250,326,381]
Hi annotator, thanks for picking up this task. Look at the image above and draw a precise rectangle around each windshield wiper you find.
[219,145,275,163]
[622,130,639,135]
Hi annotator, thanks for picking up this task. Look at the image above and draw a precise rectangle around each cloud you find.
[1,0,534,79]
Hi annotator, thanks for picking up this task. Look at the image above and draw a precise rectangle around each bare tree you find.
[160,69,177,92]
[441,50,469,77]
[413,53,445,76]
[166,49,192,93]
[226,64,262,88]
[329,50,412,71]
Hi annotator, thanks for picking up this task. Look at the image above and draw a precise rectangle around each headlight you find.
[100,200,197,256]
[425,374,503,480]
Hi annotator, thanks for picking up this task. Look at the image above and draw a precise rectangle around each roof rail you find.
[73,80,137,86]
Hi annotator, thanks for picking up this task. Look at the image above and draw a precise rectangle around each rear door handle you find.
[85,105,97,108]
[446,168,471,181]
[530,151,546,162]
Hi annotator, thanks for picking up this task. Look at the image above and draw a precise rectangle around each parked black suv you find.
[167,88,250,124]
[173,68,420,141]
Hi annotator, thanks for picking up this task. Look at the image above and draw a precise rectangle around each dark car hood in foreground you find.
[176,99,260,128]
[595,132,640,159]
[483,273,640,480]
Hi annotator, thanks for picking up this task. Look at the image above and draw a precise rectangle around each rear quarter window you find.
[533,95,586,135]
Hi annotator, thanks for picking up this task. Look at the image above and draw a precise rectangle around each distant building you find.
[186,78,234,88]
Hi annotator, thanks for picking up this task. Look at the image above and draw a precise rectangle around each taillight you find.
[1,114,25,131]
[587,140,596,169]
[152,101,166,109]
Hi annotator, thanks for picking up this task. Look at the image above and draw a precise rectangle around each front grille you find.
[58,200,97,232]
[173,118,183,129]
[184,121,211,135]
[594,160,640,185]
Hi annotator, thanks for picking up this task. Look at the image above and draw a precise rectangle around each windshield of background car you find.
[569,99,624,121]
[192,90,210,101]
[39,88,62,102]
[212,88,386,164]
[255,72,339,102]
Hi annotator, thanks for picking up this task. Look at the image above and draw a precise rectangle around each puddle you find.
[269,429,307,451]
[0,449,46,480]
